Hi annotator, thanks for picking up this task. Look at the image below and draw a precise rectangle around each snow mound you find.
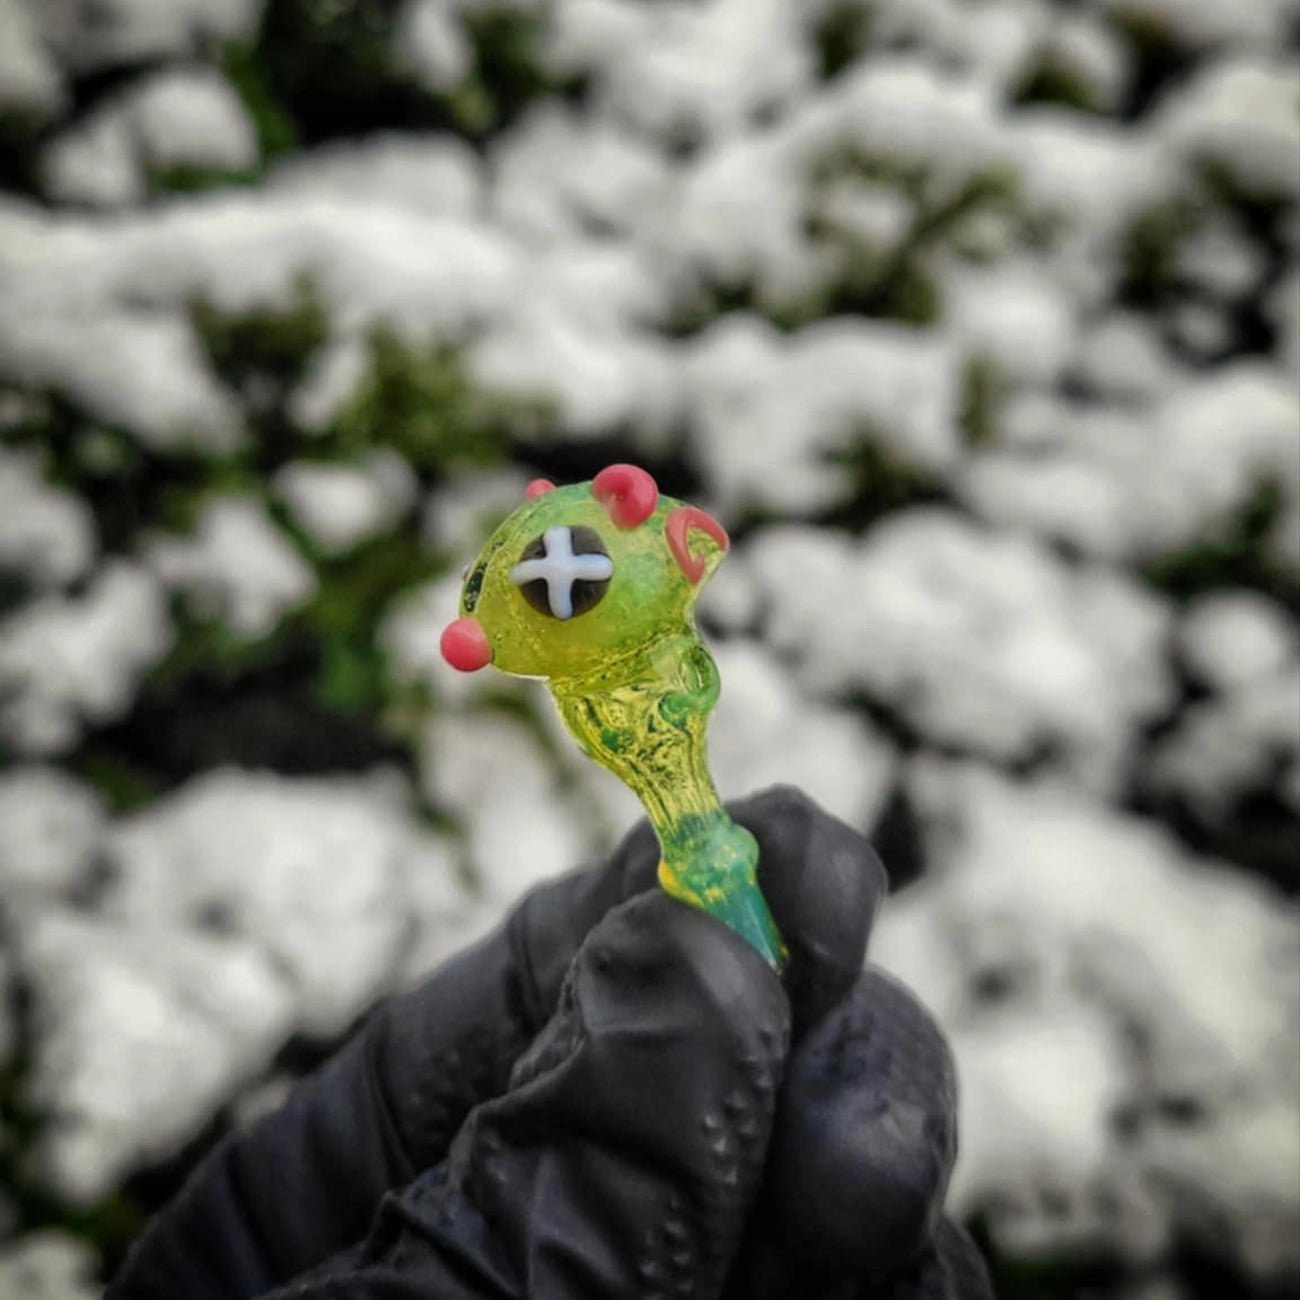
[0,561,172,755]
[746,513,1173,787]
[873,761,1300,1274]
[145,496,315,638]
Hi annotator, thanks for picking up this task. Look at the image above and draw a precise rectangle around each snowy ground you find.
[0,0,1297,1294]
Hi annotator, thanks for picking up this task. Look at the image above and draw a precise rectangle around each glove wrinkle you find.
[376,929,537,1172]
[261,894,790,1300]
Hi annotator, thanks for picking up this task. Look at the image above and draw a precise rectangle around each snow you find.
[0,1231,100,1300]
[0,198,523,456]
[1038,13,1132,112]
[394,0,474,93]
[0,766,106,901]
[32,65,257,213]
[21,908,295,1203]
[709,639,896,831]
[0,449,95,587]
[1269,265,1300,373]
[746,513,1173,786]
[812,181,915,255]
[274,451,418,554]
[1006,109,1172,258]
[872,761,1300,1266]
[656,54,1013,310]
[41,109,145,209]
[0,308,244,452]
[270,133,483,220]
[944,259,1078,388]
[683,316,961,515]
[1175,220,1266,303]
[126,67,259,174]
[554,0,812,144]
[960,363,1300,564]
[473,297,679,443]
[821,59,1010,192]
[1141,1096,1300,1278]
[420,710,596,902]
[0,561,172,755]
[0,764,480,1203]
[491,105,670,244]
[959,448,1134,559]
[381,570,472,702]
[1152,666,1300,815]
[0,0,1296,1282]
[32,0,266,75]
[102,769,437,1037]
[1156,58,1300,201]
[420,466,534,561]
[1178,590,1296,691]
[0,0,65,119]
[1072,313,1176,403]
[145,496,315,638]
[1151,364,1299,560]
[949,1006,1158,1258]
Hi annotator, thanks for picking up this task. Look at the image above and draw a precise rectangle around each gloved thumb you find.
[275,891,791,1300]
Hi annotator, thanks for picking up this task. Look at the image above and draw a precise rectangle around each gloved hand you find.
[107,787,991,1300]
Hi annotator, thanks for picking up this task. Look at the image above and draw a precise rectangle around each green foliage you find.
[230,0,563,146]
[959,354,1009,449]
[192,275,330,426]
[0,107,47,195]
[148,163,262,195]
[1013,57,1107,115]
[331,329,551,469]
[1141,476,1300,612]
[254,0,426,142]
[0,275,565,811]
[221,36,300,160]
[1107,6,1203,119]
[127,292,560,782]
[802,150,1020,324]
[458,6,564,134]
[660,151,1020,334]
[813,1,874,80]
[0,386,235,555]
[1118,195,1203,309]
[968,1214,1128,1300]
[821,426,947,530]
[302,528,444,717]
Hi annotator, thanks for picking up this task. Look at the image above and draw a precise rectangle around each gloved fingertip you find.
[510,892,790,1105]
[458,894,791,1299]
[742,967,957,1285]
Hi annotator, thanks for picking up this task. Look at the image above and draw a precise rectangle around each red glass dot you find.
[592,463,658,528]
[526,479,556,499]
[440,617,492,672]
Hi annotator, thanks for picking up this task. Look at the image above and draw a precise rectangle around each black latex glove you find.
[107,787,991,1300]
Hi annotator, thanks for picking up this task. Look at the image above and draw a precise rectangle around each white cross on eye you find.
[510,525,614,620]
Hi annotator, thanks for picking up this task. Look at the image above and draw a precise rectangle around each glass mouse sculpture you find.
[440,464,786,969]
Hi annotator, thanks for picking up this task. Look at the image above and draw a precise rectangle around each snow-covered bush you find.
[0,0,1295,1293]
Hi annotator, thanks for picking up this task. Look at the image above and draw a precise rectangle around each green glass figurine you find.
[441,464,786,969]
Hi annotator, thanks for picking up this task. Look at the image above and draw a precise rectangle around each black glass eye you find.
[511,525,613,620]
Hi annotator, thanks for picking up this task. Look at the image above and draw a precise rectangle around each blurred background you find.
[0,0,1297,1296]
